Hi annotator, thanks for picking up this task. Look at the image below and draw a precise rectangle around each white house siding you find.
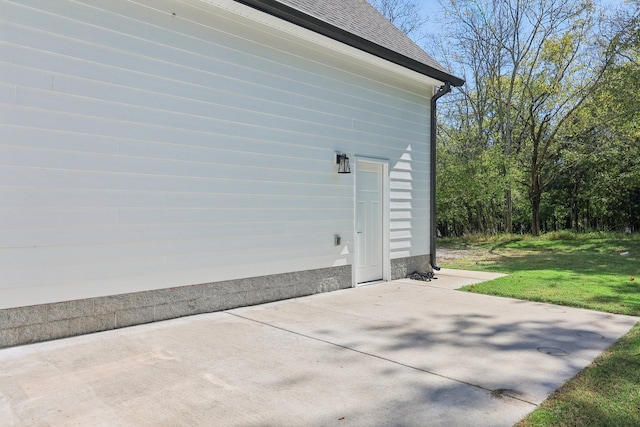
[0,0,434,340]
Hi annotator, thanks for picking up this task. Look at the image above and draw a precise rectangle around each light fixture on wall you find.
[336,153,351,174]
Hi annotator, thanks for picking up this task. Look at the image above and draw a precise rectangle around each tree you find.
[368,0,428,41]
[550,0,640,231]
[437,0,613,235]
[437,135,509,235]
[372,0,639,234]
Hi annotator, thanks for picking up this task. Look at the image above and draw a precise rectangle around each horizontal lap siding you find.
[0,0,432,308]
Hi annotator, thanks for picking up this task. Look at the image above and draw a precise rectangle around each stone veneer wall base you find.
[0,265,351,349]
[390,255,431,280]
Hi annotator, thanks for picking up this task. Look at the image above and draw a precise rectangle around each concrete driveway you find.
[1,269,638,426]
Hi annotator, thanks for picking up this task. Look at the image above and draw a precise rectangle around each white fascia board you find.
[192,0,443,88]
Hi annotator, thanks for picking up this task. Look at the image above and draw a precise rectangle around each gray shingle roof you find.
[278,0,450,75]
[234,0,464,86]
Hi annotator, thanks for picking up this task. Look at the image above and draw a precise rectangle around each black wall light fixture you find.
[336,153,351,174]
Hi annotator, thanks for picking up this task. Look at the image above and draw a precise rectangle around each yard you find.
[438,232,640,426]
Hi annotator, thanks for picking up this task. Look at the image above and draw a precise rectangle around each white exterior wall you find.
[0,0,435,309]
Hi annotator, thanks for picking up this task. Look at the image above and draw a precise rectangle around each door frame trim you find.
[353,156,390,287]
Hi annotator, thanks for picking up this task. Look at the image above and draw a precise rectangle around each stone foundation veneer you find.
[390,254,431,279]
[0,255,431,349]
[0,265,352,349]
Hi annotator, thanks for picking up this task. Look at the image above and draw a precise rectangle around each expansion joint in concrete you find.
[226,311,538,407]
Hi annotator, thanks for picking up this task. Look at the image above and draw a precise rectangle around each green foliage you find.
[437,140,511,235]
[435,0,640,235]
[547,43,640,232]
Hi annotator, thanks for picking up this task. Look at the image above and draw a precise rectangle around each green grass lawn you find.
[437,232,640,426]
[440,231,640,315]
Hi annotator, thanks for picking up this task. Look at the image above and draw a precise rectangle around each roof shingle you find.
[278,0,450,74]
[234,0,463,85]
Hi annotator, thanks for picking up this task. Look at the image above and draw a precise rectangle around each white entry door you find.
[356,161,384,284]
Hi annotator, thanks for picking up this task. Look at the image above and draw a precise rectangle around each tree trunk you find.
[530,175,542,236]
[505,188,513,233]
[531,198,541,236]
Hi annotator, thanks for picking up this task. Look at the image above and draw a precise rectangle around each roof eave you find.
[233,0,465,87]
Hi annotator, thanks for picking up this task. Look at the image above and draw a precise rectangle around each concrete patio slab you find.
[0,269,637,426]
